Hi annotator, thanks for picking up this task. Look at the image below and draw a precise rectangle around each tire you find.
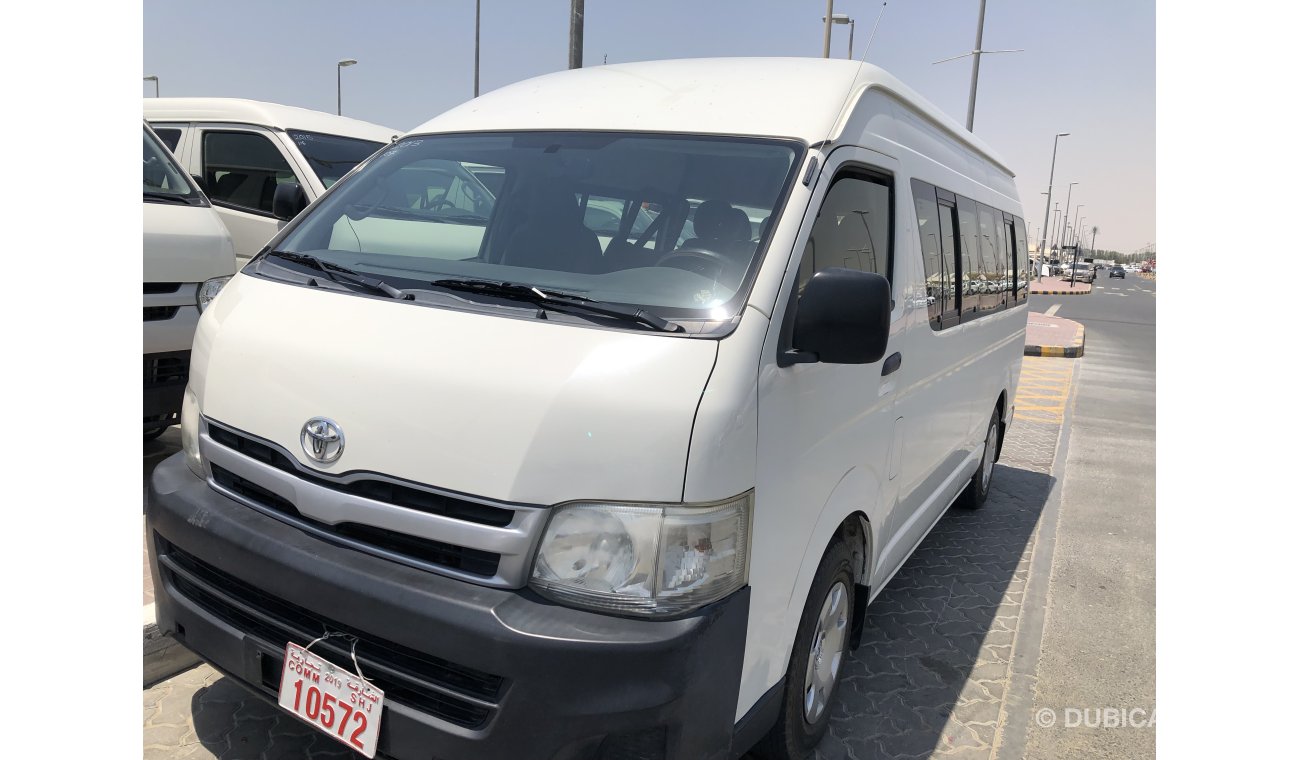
[957,409,1000,510]
[752,539,856,760]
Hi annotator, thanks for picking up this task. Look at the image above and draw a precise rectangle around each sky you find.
[142,0,1155,254]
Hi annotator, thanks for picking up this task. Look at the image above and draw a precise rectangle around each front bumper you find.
[147,454,750,760]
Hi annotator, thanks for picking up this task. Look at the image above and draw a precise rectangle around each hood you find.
[143,202,236,283]
[193,275,719,505]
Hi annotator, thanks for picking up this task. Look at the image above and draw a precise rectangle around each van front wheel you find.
[958,410,1000,509]
[752,539,855,760]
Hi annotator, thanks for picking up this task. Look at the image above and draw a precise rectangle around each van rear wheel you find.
[958,410,1000,509]
[752,539,855,760]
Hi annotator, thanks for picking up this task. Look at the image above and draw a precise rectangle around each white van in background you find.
[144,98,397,268]
[143,122,235,440]
[148,59,1029,759]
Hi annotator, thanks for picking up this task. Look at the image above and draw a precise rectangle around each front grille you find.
[210,464,501,578]
[145,351,189,387]
[158,540,502,728]
[144,282,182,294]
[207,424,514,528]
[144,306,180,321]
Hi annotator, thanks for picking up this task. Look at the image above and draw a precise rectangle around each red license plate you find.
[277,642,384,758]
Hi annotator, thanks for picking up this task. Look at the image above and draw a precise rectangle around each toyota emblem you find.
[301,417,345,464]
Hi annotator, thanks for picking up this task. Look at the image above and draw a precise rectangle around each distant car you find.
[1066,263,1094,283]
[1108,266,1125,279]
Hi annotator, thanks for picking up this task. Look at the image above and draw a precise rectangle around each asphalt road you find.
[1016,274,1157,759]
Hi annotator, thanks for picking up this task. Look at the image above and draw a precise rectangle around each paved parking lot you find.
[143,361,1075,760]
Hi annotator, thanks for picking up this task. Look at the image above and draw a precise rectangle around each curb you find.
[1024,325,1085,358]
[1030,287,1092,296]
[144,602,202,687]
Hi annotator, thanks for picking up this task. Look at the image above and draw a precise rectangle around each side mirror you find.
[190,174,208,194]
[272,182,308,221]
[782,268,891,366]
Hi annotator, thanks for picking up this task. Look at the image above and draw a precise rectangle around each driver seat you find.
[500,183,603,274]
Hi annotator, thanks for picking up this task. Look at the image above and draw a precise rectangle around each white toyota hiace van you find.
[144,98,397,268]
[148,59,1029,760]
[143,122,235,440]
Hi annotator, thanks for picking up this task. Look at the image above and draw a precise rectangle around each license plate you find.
[277,642,384,758]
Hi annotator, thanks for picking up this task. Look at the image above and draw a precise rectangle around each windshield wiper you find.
[428,279,683,333]
[265,250,411,300]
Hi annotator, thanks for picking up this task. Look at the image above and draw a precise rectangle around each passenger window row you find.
[911,178,1029,329]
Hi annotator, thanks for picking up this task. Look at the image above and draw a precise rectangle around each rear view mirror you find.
[782,268,891,366]
[272,182,308,221]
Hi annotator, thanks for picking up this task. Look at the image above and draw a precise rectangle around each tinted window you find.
[937,201,960,320]
[203,131,300,214]
[976,203,1004,312]
[956,196,979,318]
[288,130,384,189]
[911,179,944,323]
[154,128,182,154]
[798,172,892,292]
[1013,217,1030,303]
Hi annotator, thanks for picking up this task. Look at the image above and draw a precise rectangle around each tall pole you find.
[474,0,481,96]
[1071,204,1085,249]
[965,0,987,131]
[336,59,357,115]
[848,19,855,59]
[1049,205,1060,255]
[1058,182,1077,253]
[823,0,834,57]
[569,0,584,69]
[1038,132,1068,281]
[144,75,159,97]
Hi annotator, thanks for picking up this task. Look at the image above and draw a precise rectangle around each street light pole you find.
[336,59,357,115]
[825,13,856,59]
[823,0,834,58]
[1049,205,1060,256]
[1037,132,1069,280]
[1071,204,1085,249]
[144,75,159,97]
[474,0,481,96]
[569,0,584,69]
[965,0,986,131]
[1058,181,1078,254]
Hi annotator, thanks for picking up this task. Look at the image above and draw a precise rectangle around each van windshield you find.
[143,125,202,204]
[272,132,802,323]
[288,130,386,188]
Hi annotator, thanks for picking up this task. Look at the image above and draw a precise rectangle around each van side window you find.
[798,171,892,292]
[1012,216,1030,303]
[975,203,1005,312]
[915,181,946,324]
[203,131,301,215]
[955,196,979,318]
[154,128,182,154]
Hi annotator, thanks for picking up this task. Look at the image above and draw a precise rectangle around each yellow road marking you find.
[1013,356,1078,424]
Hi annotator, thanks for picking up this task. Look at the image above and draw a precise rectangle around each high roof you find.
[410,57,1009,172]
[143,97,398,143]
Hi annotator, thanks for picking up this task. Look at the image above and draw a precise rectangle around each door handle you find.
[881,352,903,377]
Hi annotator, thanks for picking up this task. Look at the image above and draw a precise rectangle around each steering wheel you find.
[423,196,458,211]
[656,247,730,278]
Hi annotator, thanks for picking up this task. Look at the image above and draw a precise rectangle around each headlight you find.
[180,386,205,479]
[197,276,232,313]
[531,493,751,616]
